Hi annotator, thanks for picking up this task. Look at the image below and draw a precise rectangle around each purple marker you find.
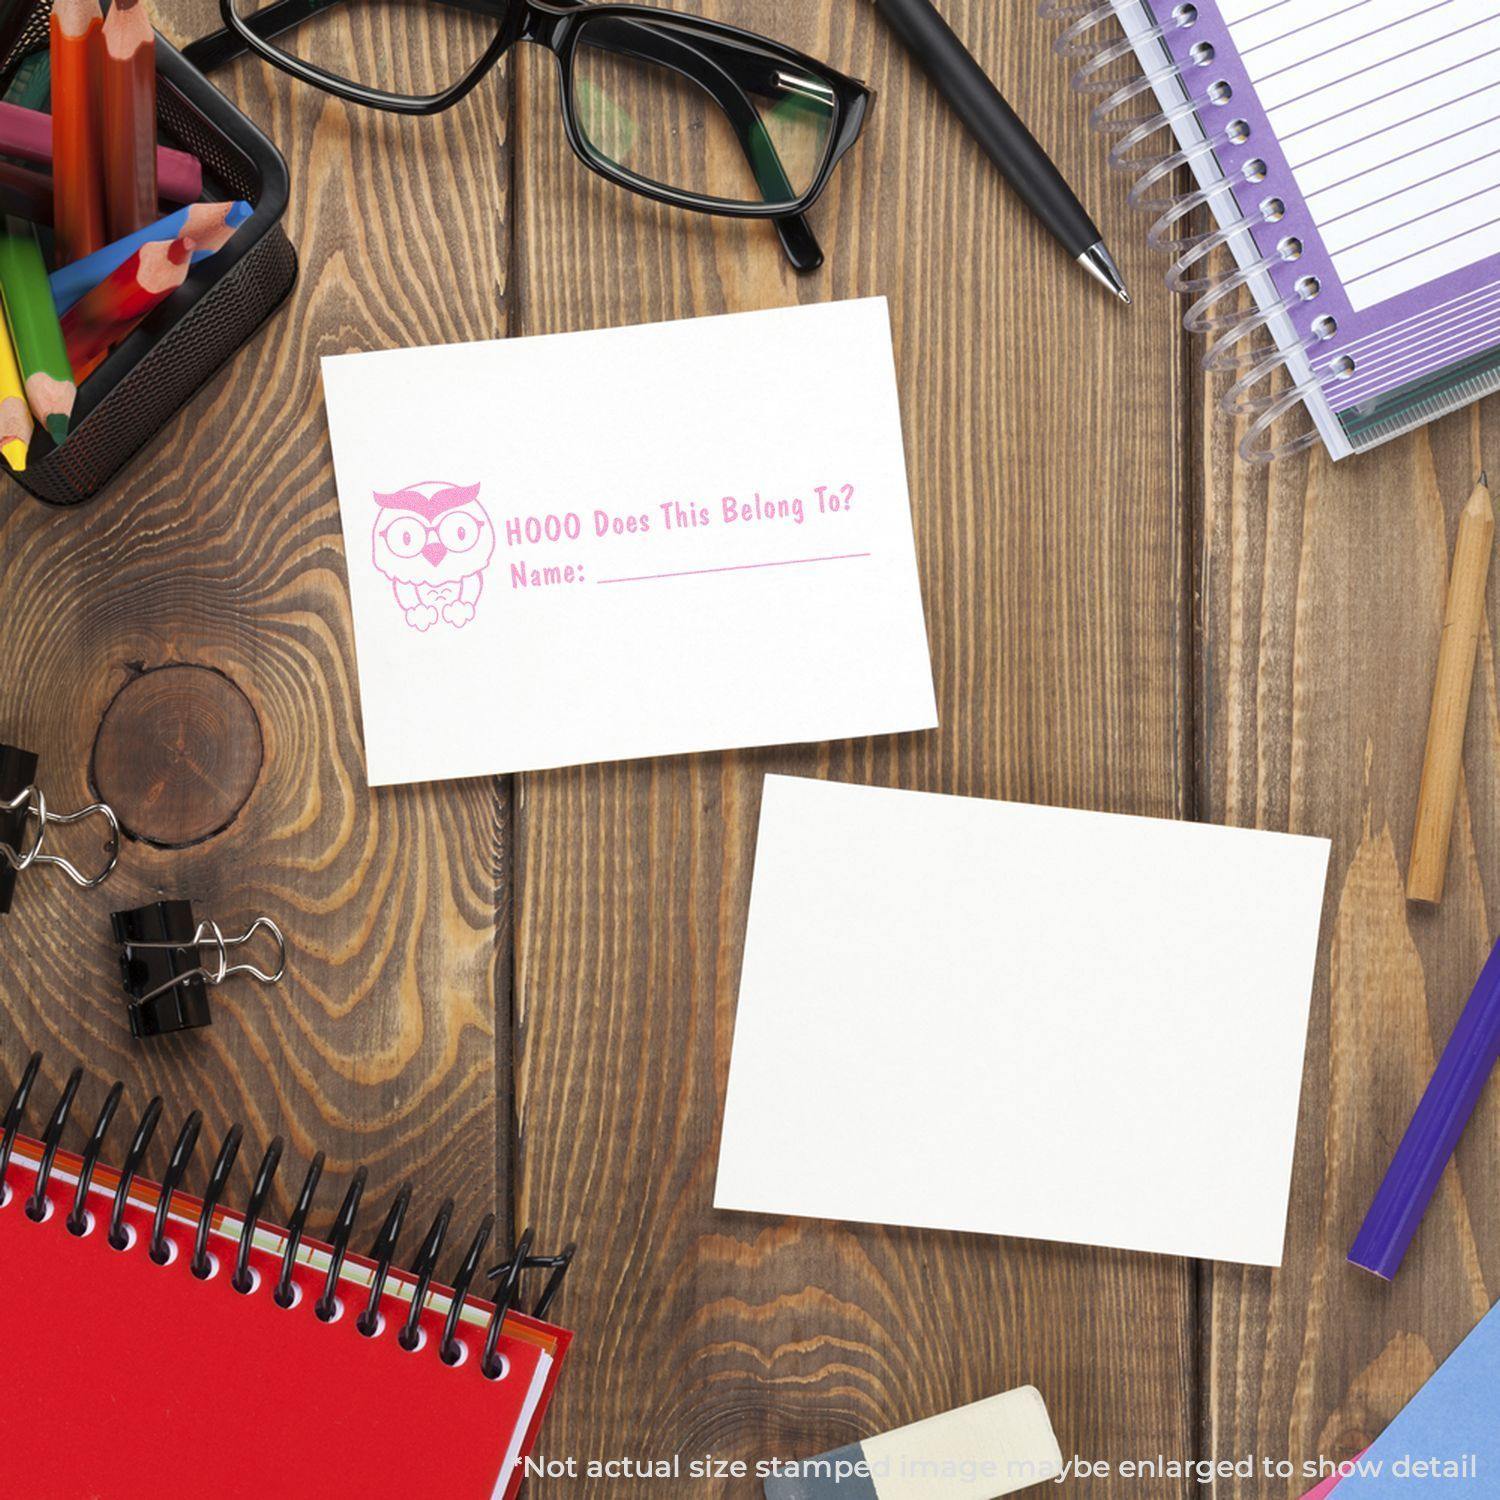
[1349,935,1500,1279]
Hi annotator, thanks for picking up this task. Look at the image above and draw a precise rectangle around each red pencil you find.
[101,0,157,240]
[61,234,192,380]
[50,0,106,263]
[0,159,57,225]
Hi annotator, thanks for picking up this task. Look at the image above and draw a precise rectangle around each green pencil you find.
[3,49,49,109]
[0,218,74,443]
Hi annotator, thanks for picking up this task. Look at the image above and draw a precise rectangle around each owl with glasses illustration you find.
[371,481,496,631]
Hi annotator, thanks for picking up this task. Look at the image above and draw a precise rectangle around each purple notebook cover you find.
[1141,0,1500,423]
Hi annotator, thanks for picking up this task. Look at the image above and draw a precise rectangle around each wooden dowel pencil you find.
[61,233,192,379]
[0,313,33,470]
[1407,472,1495,904]
[101,0,157,240]
[0,101,201,204]
[0,218,74,443]
[50,0,106,263]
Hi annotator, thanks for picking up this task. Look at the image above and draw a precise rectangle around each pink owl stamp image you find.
[370,481,496,631]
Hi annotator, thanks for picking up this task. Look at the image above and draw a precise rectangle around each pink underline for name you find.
[596,552,872,585]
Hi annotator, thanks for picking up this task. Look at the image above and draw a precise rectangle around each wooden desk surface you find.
[1,2,1496,1494]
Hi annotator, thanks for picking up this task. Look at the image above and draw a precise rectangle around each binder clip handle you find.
[113,901,287,1039]
[127,916,287,1003]
[193,916,288,993]
[0,784,121,890]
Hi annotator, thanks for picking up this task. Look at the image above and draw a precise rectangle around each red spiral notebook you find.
[0,1120,571,1498]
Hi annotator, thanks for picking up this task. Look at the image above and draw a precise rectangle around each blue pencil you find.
[50,200,251,314]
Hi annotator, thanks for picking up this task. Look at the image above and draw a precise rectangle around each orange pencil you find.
[61,234,192,381]
[50,0,106,263]
[102,0,157,240]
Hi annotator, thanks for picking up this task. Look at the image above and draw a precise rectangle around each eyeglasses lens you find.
[570,15,838,209]
[227,0,502,97]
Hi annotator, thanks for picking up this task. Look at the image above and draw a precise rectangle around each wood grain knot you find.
[91,665,264,847]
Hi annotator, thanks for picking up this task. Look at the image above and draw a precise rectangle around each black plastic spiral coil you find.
[1,1053,575,1378]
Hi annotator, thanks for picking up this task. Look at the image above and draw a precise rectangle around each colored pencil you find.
[1349,934,1500,1279]
[61,233,192,379]
[101,0,157,240]
[51,200,250,314]
[50,0,106,263]
[0,101,201,204]
[1407,472,1495,904]
[0,313,32,470]
[0,159,56,225]
[0,218,74,442]
[3,50,50,110]
[0,159,197,230]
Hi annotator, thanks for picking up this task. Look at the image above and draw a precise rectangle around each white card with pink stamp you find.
[322,298,937,786]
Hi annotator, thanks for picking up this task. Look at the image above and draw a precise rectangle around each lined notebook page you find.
[1222,0,1500,310]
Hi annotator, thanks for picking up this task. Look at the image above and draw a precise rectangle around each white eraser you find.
[765,1385,1062,1500]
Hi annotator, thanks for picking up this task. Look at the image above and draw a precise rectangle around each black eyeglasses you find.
[183,0,873,271]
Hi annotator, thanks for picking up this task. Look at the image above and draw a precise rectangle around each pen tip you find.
[1078,242,1130,304]
[1480,469,1489,487]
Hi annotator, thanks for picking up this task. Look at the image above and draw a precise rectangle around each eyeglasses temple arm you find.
[181,1,824,271]
[579,15,823,270]
[182,0,316,74]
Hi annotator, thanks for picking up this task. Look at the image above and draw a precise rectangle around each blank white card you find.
[715,776,1332,1266]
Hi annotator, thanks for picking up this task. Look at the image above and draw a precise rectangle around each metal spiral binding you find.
[1042,0,1336,462]
[0,1054,576,1378]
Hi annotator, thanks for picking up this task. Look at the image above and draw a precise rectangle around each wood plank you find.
[510,2,1197,1490]
[1200,360,1500,1483]
[0,9,512,1256]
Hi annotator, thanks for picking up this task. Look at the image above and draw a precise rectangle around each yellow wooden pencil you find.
[1407,471,1495,903]
[0,312,32,470]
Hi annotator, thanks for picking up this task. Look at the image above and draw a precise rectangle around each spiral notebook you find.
[1053,0,1500,461]
[0,1059,572,1500]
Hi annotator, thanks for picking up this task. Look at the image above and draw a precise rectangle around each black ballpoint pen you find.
[871,0,1131,303]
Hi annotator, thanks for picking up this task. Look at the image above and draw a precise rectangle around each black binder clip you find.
[112,899,287,1038]
[1,742,120,916]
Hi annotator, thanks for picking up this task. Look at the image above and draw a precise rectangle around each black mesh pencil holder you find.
[0,22,296,507]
